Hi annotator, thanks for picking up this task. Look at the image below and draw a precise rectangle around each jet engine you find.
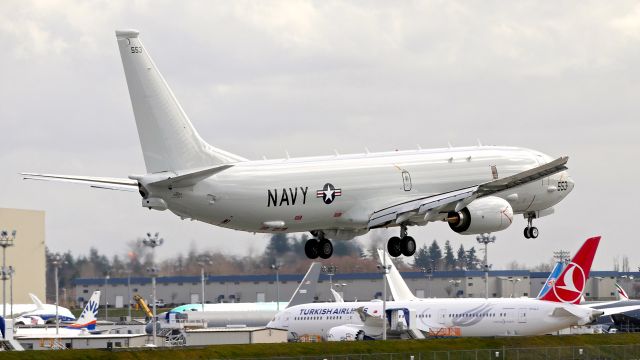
[327,325,366,341]
[447,196,513,235]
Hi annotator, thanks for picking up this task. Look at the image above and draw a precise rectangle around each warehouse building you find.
[74,269,639,309]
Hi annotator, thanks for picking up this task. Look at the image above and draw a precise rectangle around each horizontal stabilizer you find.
[22,173,137,191]
[144,164,233,189]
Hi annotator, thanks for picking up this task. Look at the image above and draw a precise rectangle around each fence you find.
[231,344,640,360]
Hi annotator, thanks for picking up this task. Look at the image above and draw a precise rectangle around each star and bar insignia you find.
[316,183,342,204]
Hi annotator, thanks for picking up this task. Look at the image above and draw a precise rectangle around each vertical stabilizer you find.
[540,236,600,304]
[286,262,321,308]
[68,291,100,330]
[28,293,45,310]
[115,29,246,173]
[377,249,417,301]
[536,261,565,299]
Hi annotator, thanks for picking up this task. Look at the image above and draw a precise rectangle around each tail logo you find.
[552,262,586,303]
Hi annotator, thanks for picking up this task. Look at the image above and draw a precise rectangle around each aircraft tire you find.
[387,236,402,257]
[401,236,416,256]
[318,239,333,259]
[529,227,539,238]
[523,227,531,239]
[304,238,320,259]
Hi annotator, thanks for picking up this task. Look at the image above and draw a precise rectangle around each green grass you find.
[3,333,640,359]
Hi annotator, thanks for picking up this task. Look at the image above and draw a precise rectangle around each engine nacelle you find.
[447,196,513,235]
[327,325,366,341]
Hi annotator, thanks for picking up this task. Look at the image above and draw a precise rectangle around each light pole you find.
[7,266,14,319]
[125,269,132,320]
[51,254,63,336]
[476,233,496,299]
[377,250,391,340]
[197,255,212,311]
[322,265,337,292]
[271,262,281,311]
[104,271,110,321]
[142,232,163,346]
[0,229,16,319]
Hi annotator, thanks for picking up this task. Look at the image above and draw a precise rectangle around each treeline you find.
[46,234,488,300]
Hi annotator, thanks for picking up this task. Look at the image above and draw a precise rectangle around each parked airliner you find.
[12,291,100,338]
[7,293,75,325]
[23,29,574,259]
[267,237,609,340]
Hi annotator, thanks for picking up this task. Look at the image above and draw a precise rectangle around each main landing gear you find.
[387,225,416,258]
[524,215,539,239]
[304,231,333,259]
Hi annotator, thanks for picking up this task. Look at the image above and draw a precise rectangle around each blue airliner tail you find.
[536,261,565,299]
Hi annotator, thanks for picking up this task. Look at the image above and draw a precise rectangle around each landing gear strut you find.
[524,215,539,239]
[387,225,416,257]
[304,231,333,259]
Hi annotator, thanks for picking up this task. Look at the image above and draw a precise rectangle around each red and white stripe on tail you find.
[539,236,600,304]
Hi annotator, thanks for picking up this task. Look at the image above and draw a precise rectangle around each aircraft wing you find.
[368,156,569,228]
[585,300,640,317]
[21,173,138,192]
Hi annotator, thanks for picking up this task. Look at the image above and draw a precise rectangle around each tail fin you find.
[67,291,100,330]
[115,29,246,173]
[616,283,630,301]
[377,249,417,301]
[540,236,600,304]
[535,261,565,299]
[29,293,45,310]
[286,262,321,308]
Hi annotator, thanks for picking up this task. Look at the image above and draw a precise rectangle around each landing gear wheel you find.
[304,239,319,259]
[318,239,333,259]
[528,227,539,239]
[524,227,531,239]
[387,236,402,257]
[400,236,416,257]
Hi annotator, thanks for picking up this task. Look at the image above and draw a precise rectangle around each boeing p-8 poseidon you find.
[23,30,574,259]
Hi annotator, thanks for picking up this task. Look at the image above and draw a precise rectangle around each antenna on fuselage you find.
[447,141,453,149]
[477,139,483,147]
[285,150,290,160]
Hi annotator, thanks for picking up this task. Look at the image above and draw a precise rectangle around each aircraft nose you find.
[566,175,575,194]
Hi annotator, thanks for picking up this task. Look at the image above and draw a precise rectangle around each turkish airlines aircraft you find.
[267,237,609,340]
[23,30,574,259]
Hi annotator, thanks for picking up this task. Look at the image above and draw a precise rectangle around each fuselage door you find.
[518,308,527,323]
[438,309,446,324]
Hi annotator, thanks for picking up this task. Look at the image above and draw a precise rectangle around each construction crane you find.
[133,294,153,319]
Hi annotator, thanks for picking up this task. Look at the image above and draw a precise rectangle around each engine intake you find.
[447,196,513,235]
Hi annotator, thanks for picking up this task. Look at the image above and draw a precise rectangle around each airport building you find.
[0,208,46,303]
[74,269,640,309]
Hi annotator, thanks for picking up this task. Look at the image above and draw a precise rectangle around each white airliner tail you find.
[377,249,417,301]
[29,293,45,310]
[115,29,246,173]
[67,291,100,331]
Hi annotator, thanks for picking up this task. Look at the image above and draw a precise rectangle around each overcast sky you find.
[1,1,639,271]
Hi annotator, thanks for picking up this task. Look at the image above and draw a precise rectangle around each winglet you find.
[540,236,600,304]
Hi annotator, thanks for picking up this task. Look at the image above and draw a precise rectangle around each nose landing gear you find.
[387,225,416,257]
[304,231,334,259]
[524,215,539,239]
